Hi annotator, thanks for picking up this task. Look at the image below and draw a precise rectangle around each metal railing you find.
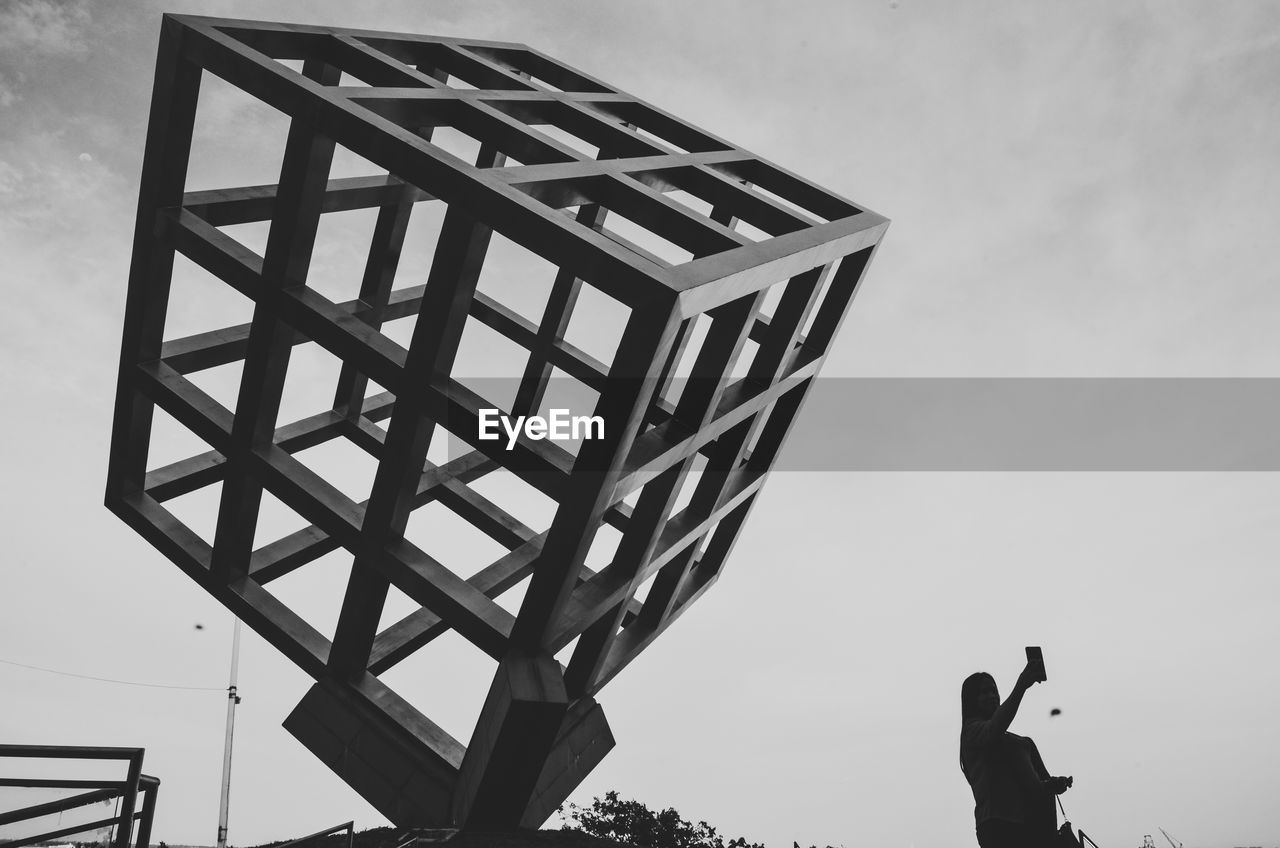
[274,821,354,848]
[0,745,158,848]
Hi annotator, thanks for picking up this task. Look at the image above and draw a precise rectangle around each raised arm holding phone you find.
[959,649,1074,848]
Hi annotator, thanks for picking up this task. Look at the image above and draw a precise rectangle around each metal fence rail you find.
[0,745,159,848]
[274,821,354,848]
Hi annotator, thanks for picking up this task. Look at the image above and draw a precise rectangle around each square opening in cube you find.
[584,522,623,572]
[626,165,810,240]
[584,101,729,154]
[144,404,226,499]
[630,568,659,606]
[377,626,496,748]
[466,46,613,94]
[426,125,485,165]
[474,231,558,325]
[309,206,383,305]
[518,178,734,266]
[600,209,694,266]
[290,434,380,506]
[800,255,848,342]
[669,451,710,518]
[163,254,256,346]
[493,572,531,617]
[529,122,598,159]
[562,282,630,369]
[351,98,561,168]
[158,475,224,548]
[452,315,532,414]
[392,199,449,292]
[215,220,271,257]
[329,141,391,180]
[535,367,603,458]
[183,360,247,418]
[185,67,290,193]
[709,160,861,224]
[728,338,761,382]
[486,100,660,161]
[255,547,353,643]
[655,312,711,412]
[466,467,559,536]
[663,189,715,219]
[358,39,537,92]
[404,500,511,580]
[375,581,426,637]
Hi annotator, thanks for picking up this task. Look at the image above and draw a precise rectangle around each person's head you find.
[961,671,1000,722]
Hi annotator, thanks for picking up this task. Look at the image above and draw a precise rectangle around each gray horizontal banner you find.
[427,378,1280,471]
[783,378,1280,471]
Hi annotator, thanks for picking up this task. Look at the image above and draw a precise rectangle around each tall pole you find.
[216,620,242,848]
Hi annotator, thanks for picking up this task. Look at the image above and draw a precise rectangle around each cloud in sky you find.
[0,0,140,390]
[0,0,92,58]
[0,0,94,108]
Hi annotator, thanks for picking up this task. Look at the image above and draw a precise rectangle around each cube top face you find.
[106,14,886,826]
[175,15,885,310]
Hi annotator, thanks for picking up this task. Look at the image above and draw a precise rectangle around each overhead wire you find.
[0,657,223,692]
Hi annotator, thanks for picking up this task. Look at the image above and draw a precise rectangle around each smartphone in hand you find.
[1025,646,1046,683]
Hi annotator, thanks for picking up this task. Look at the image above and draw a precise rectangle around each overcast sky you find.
[2,2,1279,848]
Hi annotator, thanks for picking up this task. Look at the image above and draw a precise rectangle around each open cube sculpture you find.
[106,14,888,831]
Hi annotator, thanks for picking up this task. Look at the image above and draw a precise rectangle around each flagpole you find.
[216,619,242,848]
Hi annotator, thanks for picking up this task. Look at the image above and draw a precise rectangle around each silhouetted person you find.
[960,662,1073,847]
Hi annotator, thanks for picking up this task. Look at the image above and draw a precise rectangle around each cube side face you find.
[106,15,886,828]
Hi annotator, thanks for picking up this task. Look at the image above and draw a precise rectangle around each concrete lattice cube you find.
[106,15,888,830]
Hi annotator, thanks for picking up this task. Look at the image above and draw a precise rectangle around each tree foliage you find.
[559,791,770,848]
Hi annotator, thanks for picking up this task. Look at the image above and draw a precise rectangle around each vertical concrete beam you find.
[453,654,568,829]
